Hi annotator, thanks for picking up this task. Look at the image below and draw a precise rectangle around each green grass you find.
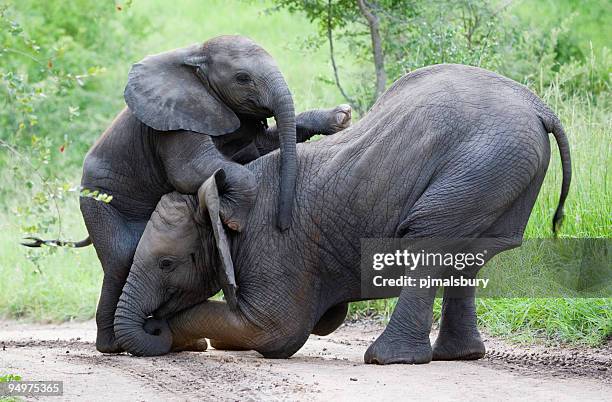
[523,89,611,238]
[349,298,612,346]
[0,0,610,347]
[0,201,101,322]
[476,298,611,346]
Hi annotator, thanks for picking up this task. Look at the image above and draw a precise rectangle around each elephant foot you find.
[364,334,432,365]
[210,339,250,351]
[329,104,352,133]
[432,331,486,361]
[96,329,124,354]
[172,338,209,352]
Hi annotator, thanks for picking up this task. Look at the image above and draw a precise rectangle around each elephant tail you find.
[541,113,572,235]
[21,235,92,248]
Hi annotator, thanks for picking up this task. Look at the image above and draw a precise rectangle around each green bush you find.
[0,1,150,170]
[0,1,149,242]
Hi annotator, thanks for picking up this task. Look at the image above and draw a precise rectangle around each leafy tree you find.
[272,0,508,114]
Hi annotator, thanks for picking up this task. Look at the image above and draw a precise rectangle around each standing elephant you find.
[23,35,352,353]
[114,64,572,362]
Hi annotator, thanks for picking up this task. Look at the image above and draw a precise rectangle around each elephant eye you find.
[235,72,252,85]
[159,257,175,271]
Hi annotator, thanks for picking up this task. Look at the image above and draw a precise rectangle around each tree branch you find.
[326,0,363,115]
[357,0,386,99]
[0,139,63,238]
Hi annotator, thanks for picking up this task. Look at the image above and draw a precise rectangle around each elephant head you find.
[124,35,296,230]
[114,170,238,356]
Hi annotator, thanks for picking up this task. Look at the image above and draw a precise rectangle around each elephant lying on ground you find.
[23,35,351,353]
[113,64,571,363]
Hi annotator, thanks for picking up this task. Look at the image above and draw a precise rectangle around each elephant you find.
[112,64,572,362]
[22,35,352,353]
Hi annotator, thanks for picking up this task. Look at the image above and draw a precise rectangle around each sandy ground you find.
[0,319,610,401]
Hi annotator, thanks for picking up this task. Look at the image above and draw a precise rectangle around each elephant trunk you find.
[270,72,297,231]
[114,269,172,356]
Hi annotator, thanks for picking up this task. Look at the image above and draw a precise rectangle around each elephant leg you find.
[256,105,352,155]
[169,300,311,359]
[312,303,348,336]
[169,301,264,352]
[80,197,143,353]
[432,286,485,360]
[430,167,548,361]
[293,105,352,138]
[364,285,437,365]
[364,161,531,364]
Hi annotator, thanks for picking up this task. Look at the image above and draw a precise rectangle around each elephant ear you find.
[124,44,240,136]
[196,169,238,310]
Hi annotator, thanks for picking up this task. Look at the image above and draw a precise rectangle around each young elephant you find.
[113,64,571,363]
[24,35,351,354]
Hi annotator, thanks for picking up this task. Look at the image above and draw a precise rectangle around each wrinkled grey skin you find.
[71,35,351,354]
[114,64,571,362]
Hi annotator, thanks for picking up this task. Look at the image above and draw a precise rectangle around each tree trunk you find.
[327,0,363,115]
[357,0,387,100]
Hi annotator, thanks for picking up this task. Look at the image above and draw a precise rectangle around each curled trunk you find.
[113,270,172,356]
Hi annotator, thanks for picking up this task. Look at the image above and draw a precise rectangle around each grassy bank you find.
[0,0,610,347]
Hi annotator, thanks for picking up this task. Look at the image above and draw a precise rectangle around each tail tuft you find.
[20,236,92,248]
[552,208,564,236]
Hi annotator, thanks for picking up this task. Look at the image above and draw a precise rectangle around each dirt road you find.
[1,319,610,401]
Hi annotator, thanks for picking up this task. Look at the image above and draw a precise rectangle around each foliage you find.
[0,1,148,159]
[80,188,113,204]
[0,374,22,382]
[0,1,148,260]
[273,0,510,111]
[0,374,22,402]
[498,12,610,100]
[272,0,610,112]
